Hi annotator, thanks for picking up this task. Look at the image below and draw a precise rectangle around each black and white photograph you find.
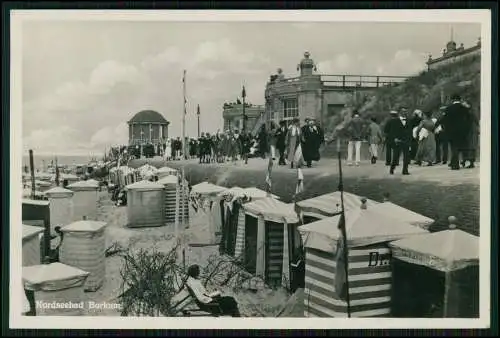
[9,9,492,330]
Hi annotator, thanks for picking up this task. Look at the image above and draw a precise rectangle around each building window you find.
[283,98,299,120]
[269,110,275,120]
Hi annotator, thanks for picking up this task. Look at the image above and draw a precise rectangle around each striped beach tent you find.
[298,205,428,318]
[297,191,380,222]
[235,197,299,288]
[190,182,228,244]
[389,223,479,318]
[157,175,189,224]
[218,187,279,256]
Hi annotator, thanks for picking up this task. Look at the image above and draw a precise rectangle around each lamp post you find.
[242,85,247,134]
[140,129,144,158]
[197,104,201,138]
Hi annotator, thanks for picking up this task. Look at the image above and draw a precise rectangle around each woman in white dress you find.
[165,139,172,161]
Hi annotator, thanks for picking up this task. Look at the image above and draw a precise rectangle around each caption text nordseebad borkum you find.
[35,300,122,311]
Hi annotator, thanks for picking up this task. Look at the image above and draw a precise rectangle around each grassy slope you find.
[145,161,479,236]
[322,55,481,158]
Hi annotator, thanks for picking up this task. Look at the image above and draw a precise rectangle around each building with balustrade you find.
[426,37,481,71]
[222,102,265,134]
[128,110,170,146]
[264,51,408,128]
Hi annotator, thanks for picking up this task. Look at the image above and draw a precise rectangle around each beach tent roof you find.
[297,191,380,217]
[22,198,50,206]
[371,202,434,230]
[298,207,428,252]
[218,186,279,200]
[62,220,107,233]
[157,175,187,185]
[35,180,52,187]
[22,262,89,291]
[243,197,299,224]
[125,180,164,191]
[191,182,227,196]
[23,224,44,240]
[44,186,74,196]
[67,180,99,189]
[389,229,479,272]
[157,166,177,173]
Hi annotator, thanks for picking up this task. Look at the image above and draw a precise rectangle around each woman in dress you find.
[165,139,172,161]
[415,110,436,166]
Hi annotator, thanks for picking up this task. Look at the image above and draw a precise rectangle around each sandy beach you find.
[79,189,293,317]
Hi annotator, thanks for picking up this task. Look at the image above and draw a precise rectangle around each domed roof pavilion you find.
[128,110,170,146]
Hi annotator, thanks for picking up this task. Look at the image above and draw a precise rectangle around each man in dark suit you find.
[383,110,401,166]
[441,94,475,170]
[389,109,412,175]
[275,120,288,165]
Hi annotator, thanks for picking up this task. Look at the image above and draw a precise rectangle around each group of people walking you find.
[187,117,325,169]
[342,94,478,175]
[257,118,325,168]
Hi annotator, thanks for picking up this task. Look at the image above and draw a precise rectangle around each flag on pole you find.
[55,157,60,186]
[183,70,187,111]
[265,156,273,194]
[334,212,348,300]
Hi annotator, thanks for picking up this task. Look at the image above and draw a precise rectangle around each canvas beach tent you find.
[125,180,165,228]
[22,224,44,266]
[298,201,428,318]
[189,182,228,244]
[22,262,90,316]
[236,197,300,288]
[217,187,279,256]
[389,217,479,318]
[116,166,137,186]
[297,191,380,223]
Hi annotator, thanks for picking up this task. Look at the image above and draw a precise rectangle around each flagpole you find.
[337,138,352,318]
[182,70,187,160]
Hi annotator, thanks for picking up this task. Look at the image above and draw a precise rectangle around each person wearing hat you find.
[389,108,412,175]
[275,120,288,165]
[301,117,322,168]
[441,94,476,170]
[383,110,401,166]
[286,117,302,168]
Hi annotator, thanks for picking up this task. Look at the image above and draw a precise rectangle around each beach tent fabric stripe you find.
[266,222,284,285]
[304,245,392,318]
[234,208,246,259]
[297,192,379,219]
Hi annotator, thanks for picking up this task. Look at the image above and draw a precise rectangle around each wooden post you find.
[443,215,457,317]
[29,150,36,200]
[174,175,180,240]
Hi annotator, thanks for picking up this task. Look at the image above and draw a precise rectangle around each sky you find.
[20,18,481,156]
